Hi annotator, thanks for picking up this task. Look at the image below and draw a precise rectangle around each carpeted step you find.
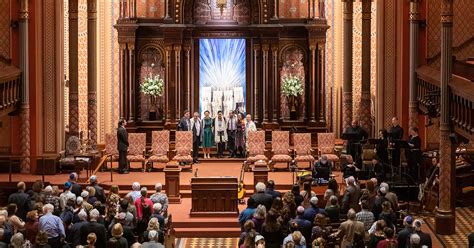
[173,227,241,238]
[173,218,240,229]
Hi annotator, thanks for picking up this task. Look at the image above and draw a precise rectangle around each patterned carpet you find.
[424,207,474,247]
[176,238,239,248]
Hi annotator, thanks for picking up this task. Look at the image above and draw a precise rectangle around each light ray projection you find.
[199,38,246,117]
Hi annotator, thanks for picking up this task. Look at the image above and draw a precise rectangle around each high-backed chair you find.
[246,131,268,164]
[148,130,170,170]
[173,131,193,169]
[293,133,315,169]
[317,132,340,170]
[127,133,147,172]
[270,131,292,170]
[103,133,118,171]
[361,148,376,171]
[59,135,81,173]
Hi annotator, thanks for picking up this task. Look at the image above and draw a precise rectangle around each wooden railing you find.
[416,66,474,139]
[0,65,21,117]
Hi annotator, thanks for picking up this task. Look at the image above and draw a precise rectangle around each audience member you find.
[23,210,38,245]
[106,185,121,222]
[239,198,257,228]
[293,206,312,245]
[255,234,266,248]
[140,230,164,248]
[397,215,414,248]
[67,209,88,247]
[239,220,255,247]
[368,220,386,248]
[250,182,274,211]
[283,231,306,247]
[39,204,65,248]
[252,205,267,234]
[7,204,25,234]
[150,183,169,213]
[332,209,365,248]
[413,219,432,248]
[108,223,129,248]
[380,182,398,211]
[324,195,340,223]
[89,175,106,203]
[356,200,375,231]
[261,210,283,248]
[59,182,75,211]
[8,182,30,221]
[86,233,96,248]
[376,227,397,248]
[265,180,281,199]
[79,209,106,248]
[291,184,304,207]
[130,182,142,202]
[300,182,317,208]
[341,176,361,213]
[69,173,82,197]
[302,197,324,222]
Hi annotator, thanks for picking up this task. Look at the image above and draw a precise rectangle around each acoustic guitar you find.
[237,162,246,203]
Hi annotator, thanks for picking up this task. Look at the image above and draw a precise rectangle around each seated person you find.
[312,155,332,184]
[341,155,360,179]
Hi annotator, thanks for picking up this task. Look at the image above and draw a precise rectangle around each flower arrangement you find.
[140,74,164,97]
[281,75,303,97]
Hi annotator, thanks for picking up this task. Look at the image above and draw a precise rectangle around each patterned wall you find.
[64,0,70,131]
[382,0,396,129]
[136,0,165,19]
[78,0,88,133]
[427,0,474,61]
[0,0,10,60]
[279,0,309,18]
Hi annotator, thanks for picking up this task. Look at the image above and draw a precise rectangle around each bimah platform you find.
[190,177,239,217]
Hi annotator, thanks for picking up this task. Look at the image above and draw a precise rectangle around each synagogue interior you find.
[0,0,473,247]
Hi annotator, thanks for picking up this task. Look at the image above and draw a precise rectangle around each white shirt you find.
[190,118,201,136]
[227,117,237,131]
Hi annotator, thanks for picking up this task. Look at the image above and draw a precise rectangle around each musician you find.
[425,157,439,186]
[341,155,360,179]
[344,120,368,166]
[312,155,332,184]
[388,117,404,168]
[214,111,228,158]
[407,127,422,181]
[375,129,389,164]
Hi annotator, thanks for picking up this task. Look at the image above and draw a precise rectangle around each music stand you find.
[342,132,363,166]
[392,139,409,181]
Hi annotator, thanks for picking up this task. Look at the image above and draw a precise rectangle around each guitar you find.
[237,162,246,203]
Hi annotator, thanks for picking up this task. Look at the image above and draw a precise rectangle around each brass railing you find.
[0,65,21,116]
[416,66,474,139]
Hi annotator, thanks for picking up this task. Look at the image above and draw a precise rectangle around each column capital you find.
[441,0,454,24]
[173,44,182,52]
[18,0,29,20]
[261,44,270,51]
[409,0,420,21]
[271,44,279,52]
[253,44,261,51]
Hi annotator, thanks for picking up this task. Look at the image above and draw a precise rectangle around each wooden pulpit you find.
[164,161,181,204]
[253,160,269,186]
[190,177,239,217]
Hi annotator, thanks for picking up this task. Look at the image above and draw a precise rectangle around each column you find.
[164,0,171,20]
[68,0,79,134]
[309,44,317,122]
[318,42,326,122]
[360,0,372,133]
[342,0,354,129]
[19,0,30,173]
[184,45,191,112]
[119,43,128,119]
[128,43,135,121]
[165,45,172,122]
[253,44,260,121]
[271,44,279,123]
[271,0,278,20]
[174,45,181,120]
[436,0,455,235]
[262,44,269,123]
[87,0,98,143]
[409,0,420,128]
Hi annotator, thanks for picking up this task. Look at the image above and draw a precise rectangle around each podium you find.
[253,160,269,186]
[190,177,239,217]
[164,162,181,204]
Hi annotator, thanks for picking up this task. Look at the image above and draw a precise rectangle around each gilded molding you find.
[18,0,29,20]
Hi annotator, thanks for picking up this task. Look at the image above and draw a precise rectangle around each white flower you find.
[140,74,164,97]
[281,75,303,97]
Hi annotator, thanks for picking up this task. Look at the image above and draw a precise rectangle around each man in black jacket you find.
[250,182,273,211]
[8,182,30,220]
[177,110,191,131]
[89,175,106,203]
[80,209,106,247]
[265,180,281,199]
[117,119,129,174]
[397,215,414,248]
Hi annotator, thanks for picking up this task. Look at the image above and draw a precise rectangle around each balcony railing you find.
[0,65,21,117]
[416,66,474,139]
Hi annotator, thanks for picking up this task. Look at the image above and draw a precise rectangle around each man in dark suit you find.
[341,176,361,213]
[389,116,404,168]
[177,110,190,131]
[8,182,30,220]
[190,112,201,163]
[79,209,106,248]
[250,182,273,211]
[265,180,281,199]
[117,119,129,174]
[344,119,368,166]
[293,206,313,245]
[407,127,422,181]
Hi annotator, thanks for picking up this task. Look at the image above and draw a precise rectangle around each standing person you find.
[8,182,30,221]
[245,114,257,146]
[375,129,389,164]
[201,110,214,159]
[214,111,228,158]
[227,111,237,158]
[407,127,422,182]
[389,117,404,169]
[177,110,190,131]
[190,112,201,163]
[344,119,368,166]
[117,119,129,174]
[235,113,246,157]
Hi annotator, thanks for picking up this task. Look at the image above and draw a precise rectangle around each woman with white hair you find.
[140,230,164,248]
[130,182,141,202]
[150,183,169,214]
[142,217,164,244]
[10,232,30,248]
[251,205,267,234]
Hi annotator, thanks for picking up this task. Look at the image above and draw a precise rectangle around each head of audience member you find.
[246,197,256,209]
[391,117,399,126]
[292,231,303,245]
[283,192,296,206]
[291,184,300,196]
[314,213,327,227]
[154,183,163,193]
[403,215,414,228]
[89,175,98,185]
[255,235,265,247]
[36,231,49,245]
[360,200,369,211]
[365,179,375,195]
[254,205,267,220]
[7,204,17,217]
[255,182,266,193]
[246,114,252,123]
[296,206,305,217]
[184,110,190,119]
[193,112,199,120]
[140,187,148,198]
[324,189,334,201]
[64,181,72,191]
[26,210,38,223]
[17,182,26,192]
[320,155,328,165]
[313,237,326,248]
[346,176,356,186]
[266,180,275,190]
[271,197,283,211]
[44,185,53,196]
[351,119,359,129]
[132,182,141,191]
[379,128,388,139]
[371,177,378,187]
[153,203,163,215]
[243,230,256,247]
[347,209,356,220]
[378,186,387,197]
[76,197,84,208]
[375,220,387,233]
[69,172,78,182]
[119,199,129,212]
[86,186,96,199]
[81,190,90,201]
[147,217,160,231]
[328,179,339,194]
[329,195,338,206]
[243,220,255,232]
[10,233,25,248]
[380,182,390,192]
[78,209,88,222]
[87,233,97,246]
[32,180,44,194]
[204,110,210,118]
[413,219,423,232]
[384,227,395,239]
[303,182,312,194]
[310,197,319,208]
[382,201,392,213]
[409,233,421,248]
[112,223,124,239]
[90,209,100,222]
[148,230,159,242]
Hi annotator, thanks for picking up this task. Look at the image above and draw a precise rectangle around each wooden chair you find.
[246,131,268,165]
[173,131,193,169]
[127,133,147,172]
[293,133,315,169]
[102,133,118,171]
[58,135,81,173]
[148,130,170,171]
[270,131,293,170]
[317,132,340,170]
[361,148,376,171]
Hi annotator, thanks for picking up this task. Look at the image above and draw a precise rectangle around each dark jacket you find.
[8,191,30,220]
[250,192,273,211]
[397,226,414,248]
[341,184,361,213]
[117,126,129,151]
[302,205,324,222]
[177,117,190,131]
[92,184,106,203]
[265,189,281,199]
[80,221,107,248]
